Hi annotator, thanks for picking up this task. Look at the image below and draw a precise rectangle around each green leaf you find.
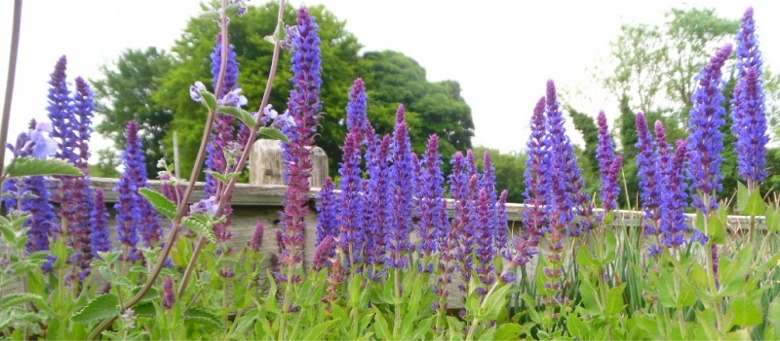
[412,316,434,340]
[374,312,392,340]
[217,106,257,128]
[133,302,156,318]
[495,322,522,340]
[71,294,120,323]
[708,211,725,245]
[182,214,217,243]
[605,229,618,262]
[567,315,589,339]
[200,89,217,110]
[605,283,626,315]
[258,127,289,142]
[184,308,222,330]
[0,293,50,313]
[6,157,82,178]
[576,247,599,268]
[765,204,780,233]
[139,188,177,219]
[302,319,338,340]
[730,297,762,327]
[736,182,764,216]
[203,170,241,184]
[768,296,780,336]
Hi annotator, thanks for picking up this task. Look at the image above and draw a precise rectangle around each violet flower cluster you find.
[596,111,621,213]
[732,7,768,189]
[523,98,548,244]
[544,80,589,236]
[280,7,323,270]
[46,58,98,279]
[687,44,732,213]
[114,121,162,261]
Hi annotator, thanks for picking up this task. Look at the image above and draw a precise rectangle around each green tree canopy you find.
[92,47,174,176]
[94,3,474,179]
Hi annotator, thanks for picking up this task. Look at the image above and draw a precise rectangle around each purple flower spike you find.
[316,177,339,244]
[596,111,620,212]
[659,140,691,249]
[387,104,415,269]
[280,7,323,269]
[417,135,448,258]
[73,77,94,170]
[363,135,392,266]
[687,45,732,213]
[524,97,548,243]
[736,7,761,78]
[47,56,76,164]
[732,67,768,188]
[91,189,112,254]
[114,121,154,261]
[312,235,335,271]
[635,113,661,225]
[206,33,241,197]
[163,278,175,310]
[47,59,95,278]
[346,78,373,144]
[475,188,496,286]
[338,131,365,266]
[250,221,264,252]
[545,80,587,235]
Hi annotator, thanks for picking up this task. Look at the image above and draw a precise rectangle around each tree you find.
[95,3,474,179]
[358,50,474,163]
[153,3,363,178]
[92,47,174,176]
[472,147,526,203]
[601,8,738,122]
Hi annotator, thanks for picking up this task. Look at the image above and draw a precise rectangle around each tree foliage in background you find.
[594,7,780,205]
[92,47,174,177]
[358,51,474,159]
[94,3,474,179]
[472,147,526,203]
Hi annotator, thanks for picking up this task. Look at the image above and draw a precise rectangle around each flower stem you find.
[0,0,22,189]
[176,0,285,298]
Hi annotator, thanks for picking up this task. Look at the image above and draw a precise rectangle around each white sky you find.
[1,0,779,161]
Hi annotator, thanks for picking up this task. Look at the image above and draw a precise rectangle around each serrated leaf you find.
[258,127,289,142]
[6,157,82,178]
[217,106,257,128]
[139,188,177,219]
[182,214,217,243]
[133,302,156,318]
[0,293,50,313]
[71,294,120,323]
[184,308,222,330]
[204,170,241,184]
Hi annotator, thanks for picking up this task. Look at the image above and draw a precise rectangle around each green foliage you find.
[5,157,82,178]
[72,295,120,323]
[95,3,476,179]
[472,147,526,203]
[92,47,175,177]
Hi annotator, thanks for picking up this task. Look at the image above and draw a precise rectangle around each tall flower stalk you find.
[732,8,767,192]
[523,98,548,246]
[278,7,322,338]
[687,44,732,330]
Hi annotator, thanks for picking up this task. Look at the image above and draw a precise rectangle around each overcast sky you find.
[1,0,778,162]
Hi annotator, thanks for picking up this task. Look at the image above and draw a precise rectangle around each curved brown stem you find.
[0,0,23,189]
[176,0,286,299]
